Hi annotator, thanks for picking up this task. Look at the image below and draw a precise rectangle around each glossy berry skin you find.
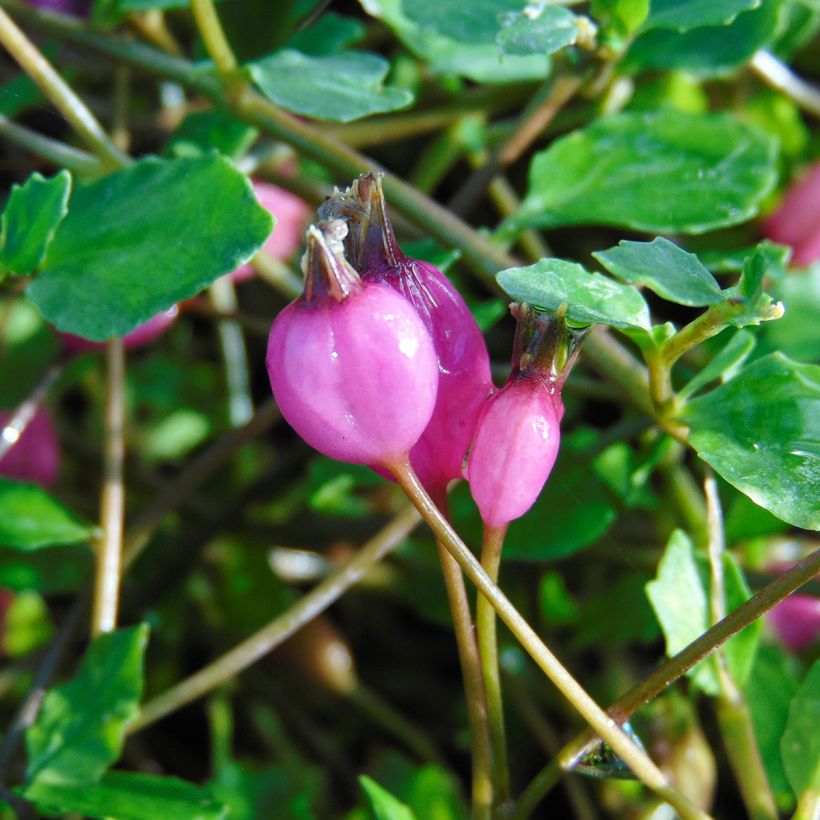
[230,182,310,282]
[60,305,179,355]
[467,378,563,528]
[266,225,438,469]
[319,175,492,493]
[373,257,492,493]
[764,161,820,266]
[0,407,60,489]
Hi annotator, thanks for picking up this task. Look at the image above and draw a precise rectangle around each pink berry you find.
[468,378,562,528]
[230,181,310,282]
[466,304,585,528]
[320,174,492,494]
[266,221,438,468]
[764,162,820,266]
[0,407,61,489]
[59,305,179,355]
[767,593,820,653]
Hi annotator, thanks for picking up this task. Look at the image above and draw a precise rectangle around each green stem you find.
[477,524,511,809]
[91,338,126,637]
[0,114,103,175]
[435,529,494,819]
[389,459,707,820]
[516,547,820,816]
[129,504,421,732]
[705,472,777,820]
[793,790,820,820]
[0,6,127,168]
[350,682,444,766]
[190,0,241,93]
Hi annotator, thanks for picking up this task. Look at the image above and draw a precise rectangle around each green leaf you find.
[781,661,820,797]
[722,551,761,687]
[646,530,718,694]
[27,155,272,341]
[165,111,259,160]
[0,171,71,277]
[678,329,757,400]
[510,111,777,234]
[359,775,416,820]
[248,50,413,122]
[284,12,366,55]
[625,0,781,77]
[591,0,650,40]
[747,646,800,806]
[360,0,551,83]
[682,353,820,530]
[496,4,579,57]
[0,478,96,551]
[497,258,651,330]
[594,238,724,307]
[23,771,228,820]
[25,624,148,786]
[644,0,760,31]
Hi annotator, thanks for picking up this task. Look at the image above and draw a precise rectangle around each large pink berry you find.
[0,407,61,489]
[60,305,179,355]
[230,181,310,282]
[763,162,820,266]
[466,304,585,528]
[266,221,438,469]
[320,174,492,494]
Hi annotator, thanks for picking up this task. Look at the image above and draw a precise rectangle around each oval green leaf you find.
[644,0,760,31]
[781,661,820,798]
[593,237,724,307]
[0,171,71,277]
[0,477,96,551]
[682,353,820,530]
[626,0,779,77]
[248,50,413,122]
[497,258,651,330]
[24,771,228,820]
[510,111,777,234]
[25,624,148,787]
[27,155,273,341]
[496,5,579,57]
[361,0,550,83]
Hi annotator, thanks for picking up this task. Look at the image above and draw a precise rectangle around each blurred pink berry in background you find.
[59,305,179,355]
[230,181,310,282]
[767,593,820,653]
[0,407,61,489]
[763,161,820,266]
[26,0,89,15]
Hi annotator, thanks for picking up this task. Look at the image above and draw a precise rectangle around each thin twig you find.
[515,547,820,817]
[0,364,62,461]
[751,50,820,118]
[129,504,421,732]
[91,338,125,636]
[390,460,707,820]
[0,7,127,168]
[0,114,103,175]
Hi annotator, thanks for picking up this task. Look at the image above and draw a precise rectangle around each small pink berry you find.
[59,305,179,355]
[0,407,61,489]
[320,174,492,495]
[767,593,820,653]
[266,221,438,468]
[230,181,310,282]
[763,162,820,266]
[467,305,585,528]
